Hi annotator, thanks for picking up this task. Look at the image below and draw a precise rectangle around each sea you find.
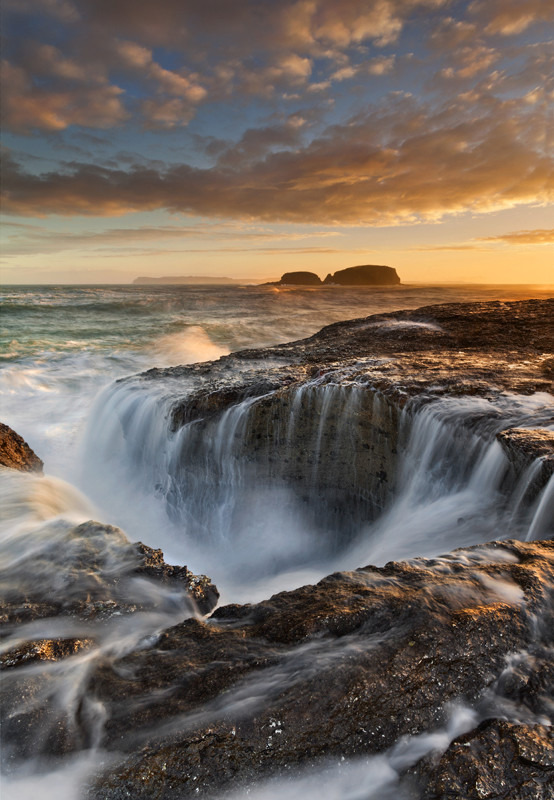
[1,282,553,799]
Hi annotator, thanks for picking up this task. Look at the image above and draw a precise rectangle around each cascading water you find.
[2,287,553,800]
[81,372,554,600]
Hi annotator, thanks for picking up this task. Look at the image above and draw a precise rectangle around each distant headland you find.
[266,265,401,287]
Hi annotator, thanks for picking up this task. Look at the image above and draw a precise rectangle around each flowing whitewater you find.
[1,284,553,800]
[83,375,553,601]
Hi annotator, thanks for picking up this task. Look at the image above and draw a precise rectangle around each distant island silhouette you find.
[134,266,401,287]
[266,265,401,286]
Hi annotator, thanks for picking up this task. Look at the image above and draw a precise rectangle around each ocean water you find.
[0,285,552,584]
[2,282,553,479]
[1,282,553,800]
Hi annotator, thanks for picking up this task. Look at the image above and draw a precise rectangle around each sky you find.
[1,0,553,284]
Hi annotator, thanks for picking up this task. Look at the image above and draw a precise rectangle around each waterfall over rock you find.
[2,298,553,800]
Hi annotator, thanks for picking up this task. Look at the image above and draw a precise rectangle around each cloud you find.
[5,0,546,135]
[331,55,396,82]
[24,42,89,81]
[0,220,343,256]
[3,90,552,223]
[115,40,207,100]
[438,44,499,80]
[112,39,207,127]
[47,0,449,52]
[216,119,306,167]
[412,228,554,250]
[0,60,128,132]
[3,0,80,22]
[429,17,478,50]
[477,228,554,245]
[411,244,484,251]
[469,0,554,36]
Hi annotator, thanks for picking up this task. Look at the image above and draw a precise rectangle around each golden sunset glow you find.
[1,0,553,284]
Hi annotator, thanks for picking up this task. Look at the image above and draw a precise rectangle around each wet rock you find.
[133,300,553,542]
[323,264,401,285]
[0,523,219,766]
[0,422,43,472]
[0,521,219,631]
[497,427,554,496]
[0,637,94,669]
[134,542,219,615]
[139,300,554,414]
[82,539,554,798]
[411,720,554,799]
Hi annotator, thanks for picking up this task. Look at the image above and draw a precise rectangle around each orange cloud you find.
[469,0,554,36]
[477,228,554,245]
[3,93,552,222]
[0,60,128,132]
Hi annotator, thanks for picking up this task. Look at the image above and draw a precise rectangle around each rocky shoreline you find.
[1,298,553,798]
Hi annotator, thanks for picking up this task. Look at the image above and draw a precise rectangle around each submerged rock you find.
[79,538,554,798]
[0,422,43,473]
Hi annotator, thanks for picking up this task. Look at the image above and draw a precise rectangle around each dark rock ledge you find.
[498,427,554,495]
[79,538,554,799]
[0,431,219,672]
[139,299,554,429]
[0,522,219,657]
[2,299,553,799]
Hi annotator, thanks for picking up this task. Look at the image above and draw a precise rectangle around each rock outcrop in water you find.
[270,271,322,285]
[323,264,401,285]
[0,422,43,472]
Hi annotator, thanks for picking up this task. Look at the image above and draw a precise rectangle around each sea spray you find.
[82,368,554,600]
[2,289,553,800]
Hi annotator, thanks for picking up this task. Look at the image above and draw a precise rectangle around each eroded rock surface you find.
[0,422,43,472]
[80,538,554,799]
[0,521,218,636]
[143,300,554,464]
[498,427,554,495]
[133,299,553,537]
[412,720,554,799]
